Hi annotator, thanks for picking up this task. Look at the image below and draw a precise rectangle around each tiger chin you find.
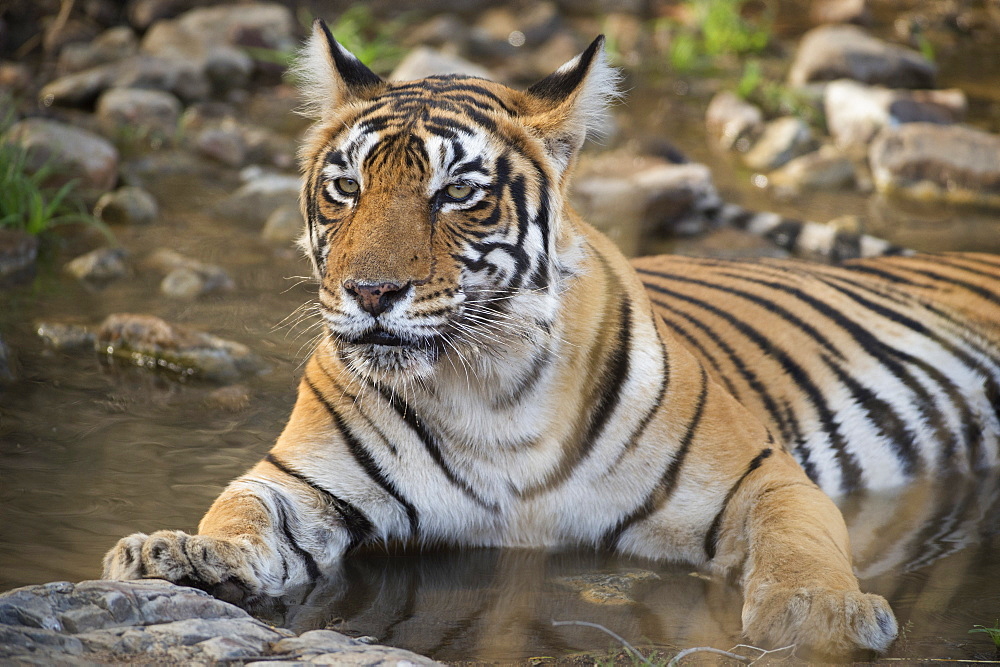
[103,19,1000,657]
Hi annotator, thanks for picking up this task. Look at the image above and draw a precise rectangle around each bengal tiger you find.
[102,21,1000,656]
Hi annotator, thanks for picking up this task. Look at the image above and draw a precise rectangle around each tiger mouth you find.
[350,329,409,346]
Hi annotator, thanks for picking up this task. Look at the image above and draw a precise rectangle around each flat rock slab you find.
[869,122,1000,208]
[0,579,440,665]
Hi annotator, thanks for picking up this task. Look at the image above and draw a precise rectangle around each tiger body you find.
[103,24,1000,656]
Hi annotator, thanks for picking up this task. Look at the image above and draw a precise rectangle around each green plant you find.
[970,620,1000,649]
[667,0,773,73]
[736,58,824,126]
[247,5,407,76]
[0,138,105,237]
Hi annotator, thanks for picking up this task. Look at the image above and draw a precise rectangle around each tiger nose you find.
[343,280,410,317]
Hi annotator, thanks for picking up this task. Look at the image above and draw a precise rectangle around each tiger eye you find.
[334,177,359,196]
[445,184,474,201]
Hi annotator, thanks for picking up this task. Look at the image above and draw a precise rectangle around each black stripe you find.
[305,377,421,535]
[372,382,498,510]
[270,490,321,581]
[602,366,706,550]
[705,448,773,560]
[264,453,374,551]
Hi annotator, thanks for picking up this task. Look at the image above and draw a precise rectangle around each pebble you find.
[63,247,129,284]
[95,87,182,144]
[147,248,235,299]
[767,144,856,191]
[94,186,159,225]
[36,322,97,351]
[705,91,764,152]
[742,117,815,171]
[215,173,301,226]
[0,229,39,285]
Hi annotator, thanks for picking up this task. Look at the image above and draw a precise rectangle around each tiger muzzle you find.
[343,279,410,317]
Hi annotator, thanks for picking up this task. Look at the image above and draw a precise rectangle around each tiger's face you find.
[296,27,617,383]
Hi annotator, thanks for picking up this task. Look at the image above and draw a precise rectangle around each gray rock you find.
[743,117,815,171]
[0,229,39,284]
[57,26,139,75]
[216,173,301,226]
[127,0,197,31]
[767,144,856,191]
[705,91,764,152]
[39,55,209,108]
[97,313,266,382]
[193,125,247,167]
[147,248,235,299]
[94,186,159,225]
[262,204,303,244]
[36,322,97,351]
[869,122,1000,209]
[64,247,129,284]
[391,47,494,82]
[570,152,720,255]
[141,2,295,94]
[6,118,119,193]
[788,24,936,88]
[825,79,965,150]
[95,87,182,145]
[0,580,440,665]
[809,0,870,25]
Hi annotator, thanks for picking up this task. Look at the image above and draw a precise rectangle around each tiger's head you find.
[295,20,619,383]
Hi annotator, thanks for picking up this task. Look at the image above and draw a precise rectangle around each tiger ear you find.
[523,36,621,175]
[293,18,385,120]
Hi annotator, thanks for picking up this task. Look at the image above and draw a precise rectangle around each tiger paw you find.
[102,530,261,604]
[742,584,898,655]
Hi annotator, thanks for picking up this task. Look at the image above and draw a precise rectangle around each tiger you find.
[102,21,1000,657]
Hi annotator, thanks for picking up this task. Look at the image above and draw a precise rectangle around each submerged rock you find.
[0,229,39,285]
[147,249,235,299]
[768,144,856,191]
[0,580,439,665]
[36,322,97,351]
[868,123,1000,208]
[64,247,129,284]
[96,313,266,382]
[788,24,935,88]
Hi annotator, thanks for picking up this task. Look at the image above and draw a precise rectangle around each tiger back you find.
[103,22,1000,657]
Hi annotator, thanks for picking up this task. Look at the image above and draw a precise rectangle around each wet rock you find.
[40,55,208,108]
[0,579,442,665]
[868,123,1000,208]
[64,247,129,284]
[97,313,266,382]
[206,384,252,411]
[705,91,764,152]
[810,0,870,25]
[95,87,181,144]
[788,24,936,88]
[767,144,856,191]
[0,229,39,285]
[743,117,815,171]
[261,204,303,244]
[570,152,720,254]
[6,118,119,193]
[261,629,440,666]
[147,248,235,299]
[215,173,301,226]
[58,26,138,75]
[556,571,660,606]
[825,79,966,150]
[94,186,159,225]
[390,47,494,82]
[36,322,97,351]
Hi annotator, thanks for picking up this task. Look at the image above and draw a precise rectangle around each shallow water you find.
[3,26,1000,662]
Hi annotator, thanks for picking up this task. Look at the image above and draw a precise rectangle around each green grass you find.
[970,620,1000,649]
[736,59,824,126]
[666,0,772,73]
[247,5,408,76]
[0,108,111,239]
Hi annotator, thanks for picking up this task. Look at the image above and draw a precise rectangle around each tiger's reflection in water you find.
[255,471,1000,661]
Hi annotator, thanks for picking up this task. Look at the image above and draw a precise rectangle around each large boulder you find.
[868,122,1000,208]
[39,55,209,107]
[0,579,441,664]
[788,24,936,88]
[6,118,119,193]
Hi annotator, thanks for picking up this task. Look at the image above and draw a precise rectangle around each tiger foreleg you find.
[723,455,898,655]
[102,476,348,604]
